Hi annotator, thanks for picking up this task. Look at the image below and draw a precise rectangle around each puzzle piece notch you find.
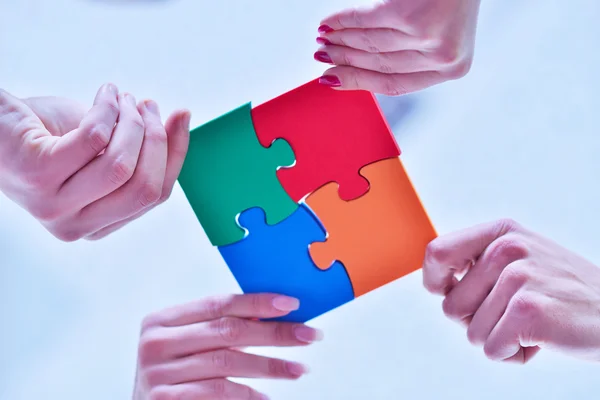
[219,205,354,323]
[177,102,298,247]
[306,157,437,298]
[251,78,401,203]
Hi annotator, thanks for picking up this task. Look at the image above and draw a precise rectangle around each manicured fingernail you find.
[286,361,309,377]
[316,36,332,45]
[318,24,333,33]
[294,325,323,343]
[314,51,333,64]
[144,100,160,116]
[272,296,300,312]
[318,75,341,87]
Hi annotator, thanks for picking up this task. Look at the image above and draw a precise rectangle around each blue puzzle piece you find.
[218,204,354,323]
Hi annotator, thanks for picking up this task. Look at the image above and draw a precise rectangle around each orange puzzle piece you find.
[305,157,437,298]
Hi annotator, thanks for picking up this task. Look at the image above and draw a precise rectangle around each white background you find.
[1,0,600,399]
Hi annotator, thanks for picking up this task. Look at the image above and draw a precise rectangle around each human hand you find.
[423,218,600,364]
[315,0,481,95]
[0,84,190,241]
[133,294,319,400]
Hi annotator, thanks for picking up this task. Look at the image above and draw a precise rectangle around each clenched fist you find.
[0,84,190,241]
[315,0,481,95]
[423,219,600,364]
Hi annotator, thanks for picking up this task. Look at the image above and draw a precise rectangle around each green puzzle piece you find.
[178,102,298,246]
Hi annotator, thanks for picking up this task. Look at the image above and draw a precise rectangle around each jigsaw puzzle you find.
[178,78,436,323]
[251,78,401,202]
[305,157,437,297]
[177,103,298,246]
[219,206,354,323]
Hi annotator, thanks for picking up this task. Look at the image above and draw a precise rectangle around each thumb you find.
[0,89,46,142]
[319,2,397,30]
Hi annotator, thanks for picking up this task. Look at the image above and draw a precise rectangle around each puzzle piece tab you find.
[178,103,298,246]
[305,157,437,298]
[251,79,401,202]
[218,205,354,323]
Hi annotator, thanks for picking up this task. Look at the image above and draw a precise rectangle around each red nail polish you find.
[319,75,341,87]
[316,37,332,45]
[314,51,333,64]
[318,24,334,33]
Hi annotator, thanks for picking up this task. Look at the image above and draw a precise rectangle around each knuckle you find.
[138,330,168,364]
[28,203,61,223]
[431,43,462,66]
[208,379,228,397]
[273,322,288,343]
[205,296,235,320]
[424,238,451,266]
[267,358,288,377]
[383,78,407,96]
[445,57,473,79]
[375,54,394,74]
[494,218,523,234]
[509,293,542,319]
[137,182,162,208]
[108,155,136,185]
[88,124,111,153]
[217,317,246,343]
[497,262,531,290]
[341,51,354,67]
[104,100,120,118]
[349,8,362,26]
[466,324,484,346]
[360,32,380,53]
[140,313,163,333]
[51,227,83,242]
[129,114,145,131]
[486,236,529,266]
[211,349,235,372]
[143,366,167,388]
[441,296,458,319]
[250,294,264,315]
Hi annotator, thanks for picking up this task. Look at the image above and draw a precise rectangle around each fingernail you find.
[181,111,191,131]
[144,100,160,116]
[294,325,323,343]
[104,83,118,95]
[124,93,136,106]
[272,296,300,312]
[314,51,333,64]
[259,394,270,400]
[316,37,332,45]
[286,361,309,377]
[318,75,341,87]
[318,24,333,33]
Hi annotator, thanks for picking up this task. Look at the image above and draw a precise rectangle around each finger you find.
[57,93,145,210]
[162,318,323,357]
[152,349,308,384]
[69,100,168,236]
[482,296,543,363]
[466,261,529,346]
[49,83,119,180]
[442,236,529,324]
[422,219,520,296]
[83,110,190,241]
[319,3,400,30]
[0,88,47,142]
[315,45,435,75]
[318,65,445,96]
[152,379,266,400]
[143,294,301,327]
[318,28,421,53]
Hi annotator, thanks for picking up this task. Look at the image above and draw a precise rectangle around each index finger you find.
[144,294,301,328]
[422,219,518,295]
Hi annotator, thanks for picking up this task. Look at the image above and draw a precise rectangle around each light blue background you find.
[1,0,599,399]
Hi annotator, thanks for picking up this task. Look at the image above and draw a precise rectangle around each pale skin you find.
[0,84,190,241]
[2,0,599,397]
[132,294,319,400]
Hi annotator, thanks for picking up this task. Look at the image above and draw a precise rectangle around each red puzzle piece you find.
[251,79,401,202]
